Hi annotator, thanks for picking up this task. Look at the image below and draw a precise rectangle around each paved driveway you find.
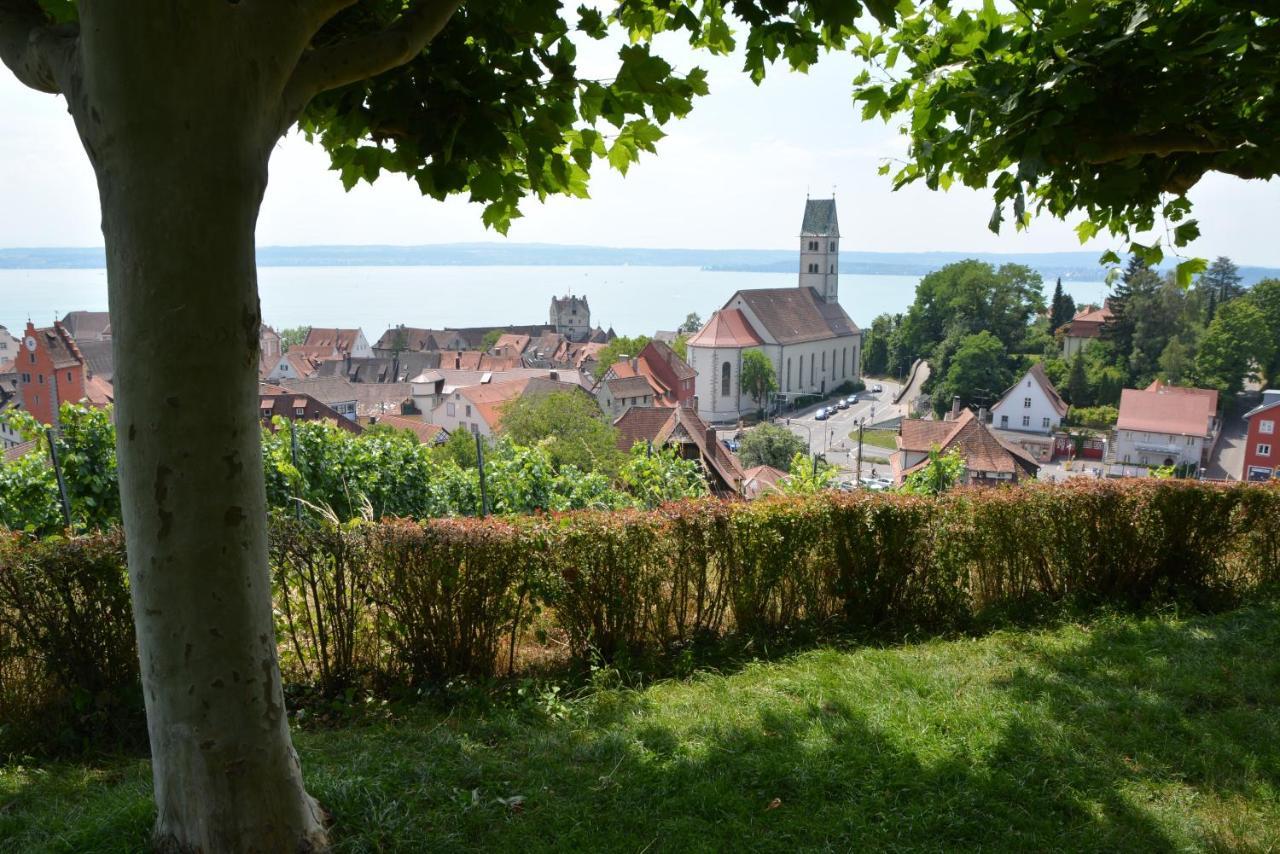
[1206,393,1253,481]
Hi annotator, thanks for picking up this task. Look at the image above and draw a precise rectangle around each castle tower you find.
[798,197,839,303]
[549,294,591,342]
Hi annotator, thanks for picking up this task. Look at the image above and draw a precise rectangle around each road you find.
[1205,392,1253,481]
[776,378,905,480]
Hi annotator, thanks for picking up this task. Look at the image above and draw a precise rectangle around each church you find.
[687,197,861,422]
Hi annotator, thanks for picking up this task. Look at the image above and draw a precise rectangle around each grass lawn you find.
[852,428,899,450]
[4,602,1280,852]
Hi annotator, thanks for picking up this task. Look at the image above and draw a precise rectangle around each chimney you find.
[455,351,461,370]
[950,396,962,420]
[344,351,352,376]
[392,352,400,381]
[704,426,718,461]
[978,406,989,424]
[630,357,639,373]
[549,370,559,382]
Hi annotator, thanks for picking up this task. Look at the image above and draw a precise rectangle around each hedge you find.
[2,480,1278,754]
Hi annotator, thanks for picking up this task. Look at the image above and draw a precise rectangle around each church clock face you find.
[24,336,36,353]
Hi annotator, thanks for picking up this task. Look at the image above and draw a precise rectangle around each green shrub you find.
[3,481,1279,755]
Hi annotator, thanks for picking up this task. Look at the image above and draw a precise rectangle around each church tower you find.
[798,197,839,303]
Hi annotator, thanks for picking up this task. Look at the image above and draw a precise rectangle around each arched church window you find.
[721,362,731,397]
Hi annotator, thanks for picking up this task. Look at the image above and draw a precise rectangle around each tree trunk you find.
[73,8,327,852]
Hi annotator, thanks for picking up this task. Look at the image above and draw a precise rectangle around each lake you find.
[0,266,1110,339]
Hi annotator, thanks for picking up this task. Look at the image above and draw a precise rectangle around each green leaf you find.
[1074,220,1100,244]
[1175,257,1208,289]
[1173,220,1201,246]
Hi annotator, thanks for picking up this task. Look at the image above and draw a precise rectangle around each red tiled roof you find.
[742,465,787,499]
[373,413,446,444]
[1118,385,1216,437]
[613,407,678,450]
[1061,303,1114,338]
[898,410,1039,479]
[686,309,763,348]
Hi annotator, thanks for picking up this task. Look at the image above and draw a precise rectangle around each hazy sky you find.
[2,27,1277,262]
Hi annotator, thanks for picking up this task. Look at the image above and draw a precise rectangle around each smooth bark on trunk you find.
[72,7,327,852]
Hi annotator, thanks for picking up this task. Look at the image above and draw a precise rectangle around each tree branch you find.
[1082,131,1239,164]
[0,0,76,94]
[282,0,461,117]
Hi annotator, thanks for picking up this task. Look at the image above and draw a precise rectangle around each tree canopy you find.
[498,389,622,474]
[739,349,778,406]
[738,423,807,470]
[854,1,1279,281]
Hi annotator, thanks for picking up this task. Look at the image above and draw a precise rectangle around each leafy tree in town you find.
[738,423,807,471]
[1157,337,1194,386]
[856,2,1280,281]
[1048,278,1075,332]
[592,335,652,381]
[1194,300,1275,396]
[781,451,836,495]
[900,448,965,496]
[1245,278,1280,385]
[739,349,778,409]
[499,390,623,476]
[618,442,708,508]
[433,428,482,470]
[670,334,689,363]
[678,312,702,335]
[1066,405,1119,431]
[1199,257,1246,308]
[860,313,895,376]
[1067,353,1090,408]
[481,328,504,352]
[279,326,311,352]
[933,332,1012,416]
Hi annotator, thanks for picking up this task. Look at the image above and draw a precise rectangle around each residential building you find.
[1059,303,1113,358]
[892,409,1041,486]
[991,363,1068,435]
[1242,390,1280,481]
[0,325,19,361]
[430,376,587,437]
[60,310,111,341]
[742,465,787,500]
[264,351,322,383]
[0,365,21,448]
[258,389,362,434]
[597,374,657,418]
[14,321,113,426]
[260,325,282,364]
[611,405,746,495]
[688,197,861,422]
[549,294,591,341]
[408,367,591,414]
[275,376,413,420]
[313,351,441,384]
[293,327,373,362]
[366,412,447,445]
[1113,381,1219,469]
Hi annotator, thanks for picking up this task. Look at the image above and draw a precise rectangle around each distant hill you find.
[2,243,1277,285]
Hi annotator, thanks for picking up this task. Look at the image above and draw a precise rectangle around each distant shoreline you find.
[2,243,1276,284]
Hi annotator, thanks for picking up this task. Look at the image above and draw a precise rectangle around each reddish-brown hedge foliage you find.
[2,481,1277,753]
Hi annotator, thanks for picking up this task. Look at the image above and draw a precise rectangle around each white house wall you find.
[429,391,496,437]
[991,372,1063,435]
[1113,429,1204,468]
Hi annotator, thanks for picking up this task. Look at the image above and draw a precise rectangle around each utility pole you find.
[476,433,489,517]
[855,421,864,488]
[45,426,72,527]
[289,418,302,521]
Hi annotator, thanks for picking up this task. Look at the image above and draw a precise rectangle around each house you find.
[0,366,22,449]
[1059,303,1113,358]
[1242,390,1280,481]
[636,339,696,405]
[688,197,861,422]
[0,325,19,361]
[892,409,1041,486]
[276,376,414,420]
[742,465,787,499]
[259,325,282,375]
[313,351,441,384]
[596,374,658,418]
[1113,381,1219,469]
[60,310,111,341]
[430,376,586,437]
[611,405,746,495]
[258,390,362,434]
[992,363,1068,435]
[367,412,447,444]
[264,351,322,383]
[14,321,113,426]
[408,367,591,415]
[293,327,373,362]
[550,294,591,341]
[988,363,1070,462]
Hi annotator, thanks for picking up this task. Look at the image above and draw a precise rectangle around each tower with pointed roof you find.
[799,197,839,303]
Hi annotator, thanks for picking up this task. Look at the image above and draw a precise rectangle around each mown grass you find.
[852,428,900,450]
[4,602,1280,852]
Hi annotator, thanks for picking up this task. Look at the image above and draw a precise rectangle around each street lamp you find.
[786,417,814,454]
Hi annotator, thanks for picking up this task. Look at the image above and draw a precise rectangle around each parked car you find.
[836,398,850,410]
[815,407,829,421]
[871,384,883,393]
[849,394,859,404]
